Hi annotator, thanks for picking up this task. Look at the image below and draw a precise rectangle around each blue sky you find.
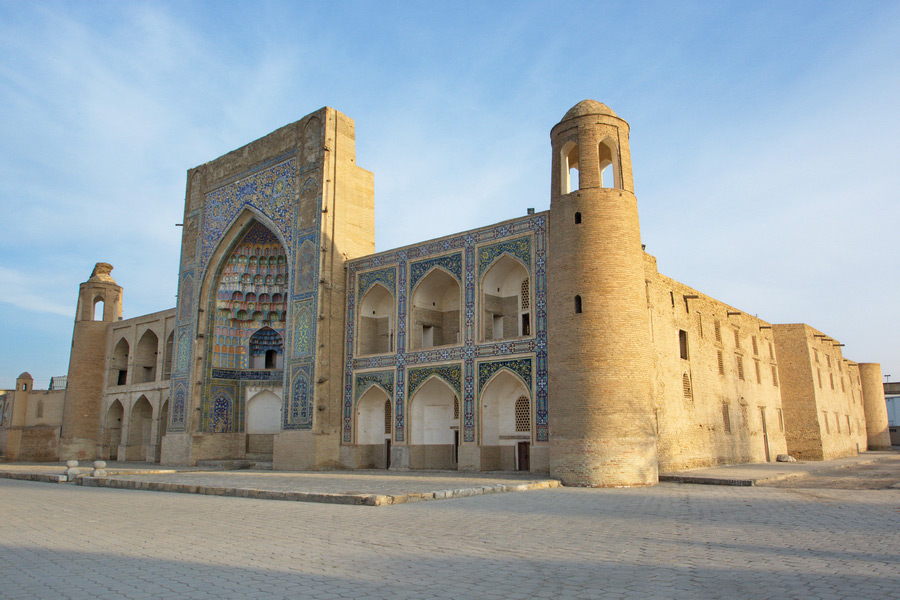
[1,0,898,388]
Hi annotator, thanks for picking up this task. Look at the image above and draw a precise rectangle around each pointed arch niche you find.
[598,137,620,189]
[408,376,459,469]
[109,338,129,386]
[358,284,394,356]
[410,268,460,351]
[480,369,531,471]
[481,255,530,342]
[134,329,159,383]
[208,219,288,371]
[104,400,124,460]
[560,140,579,194]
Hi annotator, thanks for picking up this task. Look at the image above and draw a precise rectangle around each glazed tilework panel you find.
[210,222,288,370]
[200,157,296,273]
[409,253,463,289]
[203,385,236,432]
[357,267,397,301]
[354,371,395,402]
[477,358,533,393]
[287,363,312,429]
[169,379,189,431]
[343,213,549,444]
[477,237,532,275]
[406,364,462,399]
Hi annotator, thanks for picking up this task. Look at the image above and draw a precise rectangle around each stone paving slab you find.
[660,451,896,486]
[75,470,561,505]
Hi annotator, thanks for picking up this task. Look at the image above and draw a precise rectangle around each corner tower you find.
[59,263,123,459]
[547,101,657,486]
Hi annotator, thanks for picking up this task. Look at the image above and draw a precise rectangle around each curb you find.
[76,476,561,505]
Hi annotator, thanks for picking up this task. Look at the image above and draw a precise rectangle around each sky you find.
[1,0,898,389]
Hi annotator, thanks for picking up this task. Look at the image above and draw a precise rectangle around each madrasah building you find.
[0,101,891,487]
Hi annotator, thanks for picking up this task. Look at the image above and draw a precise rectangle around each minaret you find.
[59,263,123,460]
[547,100,658,486]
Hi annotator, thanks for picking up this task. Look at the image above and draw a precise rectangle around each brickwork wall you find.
[772,324,867,460]
[646,260,788,471]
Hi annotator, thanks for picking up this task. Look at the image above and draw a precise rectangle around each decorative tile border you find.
[343,214,548,444]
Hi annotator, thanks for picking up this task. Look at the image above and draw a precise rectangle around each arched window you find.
[598,139,620,189]
[35,399,44,419]
[574,295,583,314]
[574,211,582,224]
[93,297,105,321]
[560,141,579,194]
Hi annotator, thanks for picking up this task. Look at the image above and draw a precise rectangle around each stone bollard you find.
[92,460,108,477]
[776,454,797,463]
[65,460,80,482]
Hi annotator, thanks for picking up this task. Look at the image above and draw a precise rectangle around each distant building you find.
[1,102,892,485]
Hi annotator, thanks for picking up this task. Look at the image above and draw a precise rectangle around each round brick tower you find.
[858,363,891,450]
[59,263,123,460]
[547,100,658,486]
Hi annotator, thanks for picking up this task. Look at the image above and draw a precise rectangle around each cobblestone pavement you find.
[2,478,899,599]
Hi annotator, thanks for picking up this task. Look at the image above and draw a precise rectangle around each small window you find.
[574,295,582,314]
[717,350,725,375]
[733,329,740,348]
[574,212,582,224]
[754,360,761,384]
[515,396,530,432]
[682,373,692,399]
[265,350,277,369]
[817,368,822,388]
[768,341,774,359]
[846,415,851,434]
[829,373,834,390]
[736,355,745,380]
[678,330,689,360]
[521,313,531,336]
[453,396,459,420]
[751,336,758,356]
[117,370,127,386]
[714,320,722,343]
[36,400,44,418]
[771,365,779,387]
[722,405,731,433]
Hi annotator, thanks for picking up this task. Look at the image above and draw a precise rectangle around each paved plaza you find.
[2,457,900,599]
